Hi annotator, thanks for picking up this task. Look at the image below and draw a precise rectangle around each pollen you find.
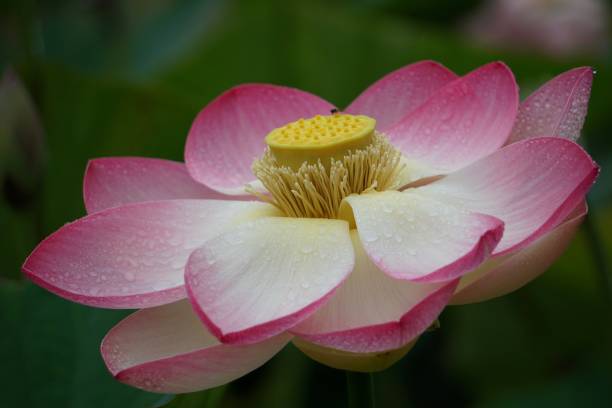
[251,129,405,219]
[265,114,377,171]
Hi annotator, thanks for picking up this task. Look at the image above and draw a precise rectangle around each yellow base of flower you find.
[292,337,418,373]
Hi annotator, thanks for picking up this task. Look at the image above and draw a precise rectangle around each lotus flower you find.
[464,0,609,58]
[23,61,597,393]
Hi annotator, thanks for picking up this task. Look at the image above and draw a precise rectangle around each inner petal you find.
[251,113,405,218]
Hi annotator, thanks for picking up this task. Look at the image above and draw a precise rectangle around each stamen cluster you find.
[251,133,404,218]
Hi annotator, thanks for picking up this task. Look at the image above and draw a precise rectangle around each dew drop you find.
[301,245,314,254]
[287,290,297,301]
[168,236,183,246]
[171,259,184,269]
[362,231,379,242]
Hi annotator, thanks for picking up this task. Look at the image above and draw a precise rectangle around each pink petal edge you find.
[101,301,290,394]
[292,279,458,353]
[496,160,595,256]
[184,217,355,345]
[387,61,519,174]
[508,66,593,143]
[83,157,229,214]
[451,201,587,304]
[184,83,335,195]
[345,191,504,283]
[410,215,504,283]
[186,280,344,345]
[22,199,278,309]
[345,60,458,130]
[419,137,598,257]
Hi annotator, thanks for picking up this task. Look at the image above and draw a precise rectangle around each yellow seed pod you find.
[265,114,376,170]
[292,337,417,373]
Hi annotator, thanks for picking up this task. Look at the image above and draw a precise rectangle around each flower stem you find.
[583,201,612,306]
[345,371,375,408]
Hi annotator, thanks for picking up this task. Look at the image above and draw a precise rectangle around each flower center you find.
[266,114,376,171]
[251,113,405,219]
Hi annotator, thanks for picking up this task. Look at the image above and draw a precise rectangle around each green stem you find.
[583,201,612,306]
[345,371,375,408]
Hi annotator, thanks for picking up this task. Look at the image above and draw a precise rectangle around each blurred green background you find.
[1,0,611,407]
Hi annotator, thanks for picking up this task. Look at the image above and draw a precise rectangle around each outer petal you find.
[185,217,354,345]
[102,300,290,394]
[451,201,586,305]
[291,231,458,353]
[345,60,457,131]
[419,137,598,255]
[342,190,504,282]
[84,157,228,214]
[23,200,279,308]
[386,62,518,176]
[508,67,593,143]
[185,84,335,195]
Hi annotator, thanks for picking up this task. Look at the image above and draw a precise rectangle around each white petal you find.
[343,190,503,282]
[23,199,279,308]
[102,300,290,393]
[451,202,586,304]
[185,217,354,344]
[419,137,597,255]
[292,231,457,352]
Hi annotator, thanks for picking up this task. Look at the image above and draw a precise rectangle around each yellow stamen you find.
[266,114,376,171]
[251,114,404,219]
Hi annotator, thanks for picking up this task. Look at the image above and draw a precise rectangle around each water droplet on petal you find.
[362,231,379,242]
[301,245,314,254]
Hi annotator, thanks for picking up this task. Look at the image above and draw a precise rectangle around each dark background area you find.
[1,0,611,407]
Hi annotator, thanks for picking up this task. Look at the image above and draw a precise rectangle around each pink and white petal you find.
[345,61,457,131]
[291,231,457,353]
[451,201,587,305]
[386,62,518,175]
[185,217,354,345]
[185,84,335,195]
[102,300,290,394]
[342,190,504,282]
[23,200,279,308]
[84,157,229,214]
[508,67,593,144]
[419,137,598,255]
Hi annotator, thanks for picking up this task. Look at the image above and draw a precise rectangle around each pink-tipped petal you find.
[387,62,518,176]
[185,217,354,345]
[292,231,457,353]
[345,61,457,130]
[84,157,228,214]
[185,84,335,195]
[343,190,504,282]
[508,67,593,144]
[451,201,587,304]
[420,137,598,255]
[23,200,279,308]
[102,300,290,394]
